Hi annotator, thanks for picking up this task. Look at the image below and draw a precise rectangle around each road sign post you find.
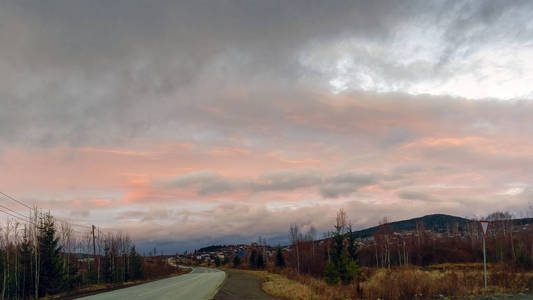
[480,220,490,289]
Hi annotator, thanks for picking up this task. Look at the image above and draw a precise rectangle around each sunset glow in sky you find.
[1,1,533,251]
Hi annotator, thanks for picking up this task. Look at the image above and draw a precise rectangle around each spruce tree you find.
[257,253,265,269]
[38,213,64,296]
[232,255,241,268]
[325,212,362,285]
[19,229,34,299]
[103,245,113,283]
[129,246,143,281]
[275,247,285,268]
[249,249,258,269]
[347,225,359,262]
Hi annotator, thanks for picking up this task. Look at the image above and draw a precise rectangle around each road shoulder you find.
[213,269,280,300]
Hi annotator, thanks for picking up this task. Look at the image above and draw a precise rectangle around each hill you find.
[352,214,469,238]
[352,214,533,239]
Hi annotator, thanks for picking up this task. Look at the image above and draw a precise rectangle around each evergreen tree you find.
[324,261,339,285]
[38,213,64,296]
[257,253,265,269]
[103,246,113,283]
[249,249,258,269]
[232,255,241,268]
[347,225,359,262]
[275,247,285,268]
[19,229,34,299]
[214,256,221,267]
[129,246,144,281]
[325,211,362,285]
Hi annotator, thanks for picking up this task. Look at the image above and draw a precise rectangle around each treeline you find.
[0,209,147,299]
[216,210,533,299]
[361,211,533,269]
[281,210,533,286]
[285,209,361,285]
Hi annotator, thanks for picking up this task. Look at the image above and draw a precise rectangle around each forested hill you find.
[197,245,226,252]
[352,214,469,238]
[352,214,533,239]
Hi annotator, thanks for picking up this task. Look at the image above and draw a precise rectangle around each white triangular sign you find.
[480,221,489,235]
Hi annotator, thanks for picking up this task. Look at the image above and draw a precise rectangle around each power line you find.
[0,208,36,225]
[0,192,122,235]
[0,203,30,221]
[0,191,32,209]
[53,216,92,229]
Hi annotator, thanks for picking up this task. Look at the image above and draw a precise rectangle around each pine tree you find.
[347,225,359,262]
[325,210,362,285]
[129,246,143,281]
[249,249,258,269]
[103,245,113,283]
[275,247,285,268]
[38,213,64,296]
[257,253,265,269]
[214,256,221,267]
[232,255,241,268]
[19,229,34,299]
[324,260,339,285]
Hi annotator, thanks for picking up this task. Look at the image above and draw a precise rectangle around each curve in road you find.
[77,267,225,300]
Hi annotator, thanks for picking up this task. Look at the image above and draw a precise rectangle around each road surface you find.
[77,267,225,300]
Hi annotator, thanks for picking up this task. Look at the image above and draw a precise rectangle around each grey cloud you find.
[2,0,531,148]
[159,171,241,195]
[158,170,377,198]
[70,209,90,218]
[251,170,322,192]
[398,190,436,202]
[159,170,320,195]
[320,173,378,198]
[380,126,417,148]
[117,208,172,222]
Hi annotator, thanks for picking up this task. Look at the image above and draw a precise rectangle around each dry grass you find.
[240,269,322,300]
[361,266,533,299]
[232,264,533,300]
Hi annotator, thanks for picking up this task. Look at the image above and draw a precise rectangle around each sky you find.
[1,0,533,252]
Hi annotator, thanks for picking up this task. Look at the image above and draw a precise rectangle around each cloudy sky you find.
[1,0,533,252]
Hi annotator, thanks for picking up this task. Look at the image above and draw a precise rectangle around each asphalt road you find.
[77,267,225,300]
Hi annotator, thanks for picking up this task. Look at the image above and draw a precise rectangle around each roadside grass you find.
[239,269,322,300]
[229,264,533,300]
[361,266,533,299]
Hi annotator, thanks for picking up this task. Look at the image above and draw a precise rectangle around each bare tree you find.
[289,224,300,273]
[335,209,347,234]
